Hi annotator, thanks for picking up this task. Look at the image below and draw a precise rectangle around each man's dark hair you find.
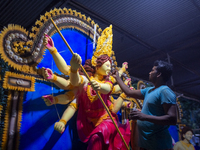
[154,60,173,82]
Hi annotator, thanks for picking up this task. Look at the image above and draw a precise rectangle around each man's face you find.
[149,66,158,83]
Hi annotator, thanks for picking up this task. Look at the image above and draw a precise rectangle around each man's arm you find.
[114,72,144,99]
[111,62,128,84]
[129,103,177,125]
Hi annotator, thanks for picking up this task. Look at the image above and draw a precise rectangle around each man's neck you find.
[154,81,166,89]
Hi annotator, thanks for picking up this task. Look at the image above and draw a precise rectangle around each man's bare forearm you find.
[142,114,177,125]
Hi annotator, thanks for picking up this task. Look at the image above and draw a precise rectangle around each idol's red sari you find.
[76,81,130,150]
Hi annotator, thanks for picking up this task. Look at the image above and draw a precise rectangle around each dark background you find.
[1,0,200,101]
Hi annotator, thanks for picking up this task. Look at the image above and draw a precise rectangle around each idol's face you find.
[149,66,158,83]
[96,60,111,76]
[183,131,193,141]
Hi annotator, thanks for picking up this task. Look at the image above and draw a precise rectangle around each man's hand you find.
[70,53,82,71]
[129,109,146,121]
[112,70,120,81]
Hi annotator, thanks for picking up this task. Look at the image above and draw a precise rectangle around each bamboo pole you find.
[50,18,129,150]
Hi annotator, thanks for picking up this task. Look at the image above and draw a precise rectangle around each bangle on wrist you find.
[120,93,127,99]
[122,67,126,72]
[50,47,57,54]
[59,119,67,125]
[124,102,128,107]
[54,97,58,104]
[71,69,78,73]
[52,74,57,82]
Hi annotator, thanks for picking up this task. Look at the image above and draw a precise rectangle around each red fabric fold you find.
[76,84,131,150]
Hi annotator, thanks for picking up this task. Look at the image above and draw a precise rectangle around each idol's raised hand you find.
[122,62,128,69]
[43,34,55,52]
[124,78,131,86]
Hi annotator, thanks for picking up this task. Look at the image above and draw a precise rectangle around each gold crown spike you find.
[91,25,113,66]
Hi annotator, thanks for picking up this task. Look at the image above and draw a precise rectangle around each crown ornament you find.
[91,25,113,66]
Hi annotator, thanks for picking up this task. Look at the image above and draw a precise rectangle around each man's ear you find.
[157,72,162,78]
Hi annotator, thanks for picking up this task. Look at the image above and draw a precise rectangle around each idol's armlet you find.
[69,102,78,110]
[51,50,70,75]
[55,92,75,105]
[111,85,121,94]
[53,76,72,90]
[109,76,116,84]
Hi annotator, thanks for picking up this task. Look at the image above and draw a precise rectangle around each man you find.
[114,60,177,150]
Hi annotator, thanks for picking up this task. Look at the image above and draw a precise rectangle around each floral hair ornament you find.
[91,25,113,66]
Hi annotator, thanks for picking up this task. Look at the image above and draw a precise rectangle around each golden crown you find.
[91,25,113,66]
